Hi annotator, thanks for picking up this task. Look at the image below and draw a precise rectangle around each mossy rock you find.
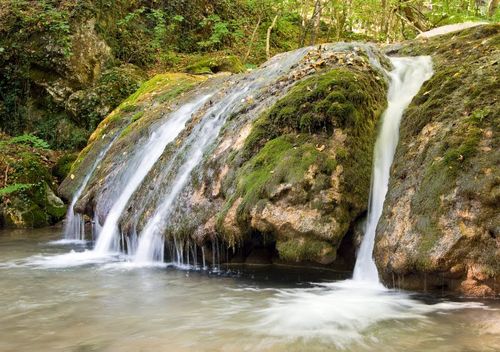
[53,153,78,182]
[277,238,336,264]
[66,73,206,179]
[184,56,245,75]
[0,135,66,228]
[217,63,387,264]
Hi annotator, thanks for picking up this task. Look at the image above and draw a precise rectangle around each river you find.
[1,227,498,352]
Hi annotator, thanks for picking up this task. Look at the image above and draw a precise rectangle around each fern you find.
[9,134,50,149]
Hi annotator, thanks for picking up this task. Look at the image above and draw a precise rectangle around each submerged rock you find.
[376,24,499,297]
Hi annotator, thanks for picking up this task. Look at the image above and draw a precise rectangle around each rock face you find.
[214,62,387,265]
[375,24,499,297]
[61,24,498,296]
[0,3,146,149]
[58,73,209,203]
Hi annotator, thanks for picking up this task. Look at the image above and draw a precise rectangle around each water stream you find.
[61,138,117,243]
[1,52,499,351]
[93,95,212,254]
[353,56,434,283]
[130,48,310,263]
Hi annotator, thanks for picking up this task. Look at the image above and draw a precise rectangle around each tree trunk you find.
[310,0,323,45]
[489,0,499,16]
[266,14,279,59]
[244,15,261,62]
[299,0,312,46]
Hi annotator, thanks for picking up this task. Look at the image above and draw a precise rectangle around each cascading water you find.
[62,139,117,242]
[133,49,309,264]
[93,95,212,254]
[352,56,433,283]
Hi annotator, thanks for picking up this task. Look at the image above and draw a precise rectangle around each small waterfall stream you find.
[133,49,309,264]
[93,96,212,254]
[352,56,433,283]
[62,138,117,242]
[59,46,432,275]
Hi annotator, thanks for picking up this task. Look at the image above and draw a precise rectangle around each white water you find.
[93,96,212,254]
[133,89,248,263]
[353,56,433,283]
[255,280,487,348]
[61,138,117,243]
[133,48,309,264]
[3,230,497,352]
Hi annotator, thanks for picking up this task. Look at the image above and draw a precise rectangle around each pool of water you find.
[0,227,499,352]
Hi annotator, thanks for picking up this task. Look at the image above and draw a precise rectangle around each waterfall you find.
[93,95,212,254]
[133,49,309,264]
[352,56,433,283]
[62,139,117,242]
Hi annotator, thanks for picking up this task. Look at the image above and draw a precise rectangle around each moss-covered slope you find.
[375,24,499,297]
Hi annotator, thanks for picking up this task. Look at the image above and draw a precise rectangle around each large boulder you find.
[65,44,389,268]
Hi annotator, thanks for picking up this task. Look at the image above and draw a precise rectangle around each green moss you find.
[119,73,200,108]
[0,140,65,228]
[72,73,205,171]
[277,238,336,263]
[216,64,387,258]
[184,55,244,74]
[395,26,500,267]
[21,205,48,228]
[53,153,78,182]
[242,67,386,160]
[235,136,334,223]
[120,104,138,113]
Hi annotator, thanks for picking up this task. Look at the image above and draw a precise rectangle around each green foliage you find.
[1,0,497,153]
[198,15,231,50]
[8,134,50,149]
[0,0,73,138]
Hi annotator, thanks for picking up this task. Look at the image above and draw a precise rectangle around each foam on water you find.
[255,280,487,347]
[24,250,122,269]
[48,239,88,246]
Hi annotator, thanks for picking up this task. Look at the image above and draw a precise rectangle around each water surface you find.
[1,228,499,352]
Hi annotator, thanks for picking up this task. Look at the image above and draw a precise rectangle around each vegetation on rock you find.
[0,134,66,228]
[58,72,207,202]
